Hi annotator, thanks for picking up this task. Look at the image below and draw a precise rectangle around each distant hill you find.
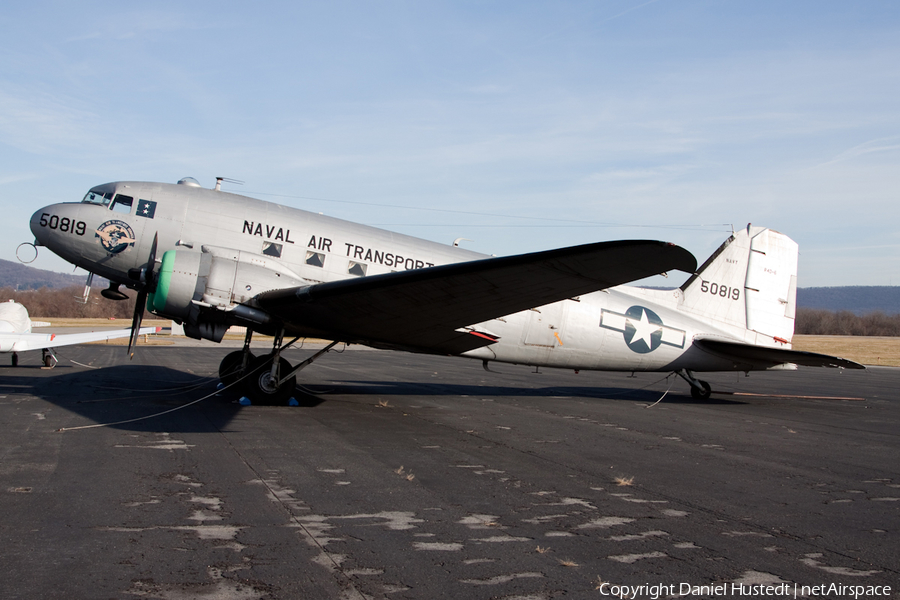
[0,259,108,290]
[798,287,900,315]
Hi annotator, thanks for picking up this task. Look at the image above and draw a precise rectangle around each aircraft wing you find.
[257,240,697,354]
[693,337,865,370]
[3,326,161,353]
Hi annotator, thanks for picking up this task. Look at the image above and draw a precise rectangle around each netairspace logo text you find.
[597,582,892,599]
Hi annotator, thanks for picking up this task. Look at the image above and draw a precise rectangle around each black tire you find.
[241,354,296,405]
[219,351,253,387]
[43,354,53,368]
[11,354,18,367]
[690,380,712,400]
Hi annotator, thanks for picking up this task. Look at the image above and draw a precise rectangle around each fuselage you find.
[30,180,486,287]
[30,180,760,374]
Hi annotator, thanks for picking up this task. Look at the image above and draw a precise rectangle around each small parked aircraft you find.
[25,177,862,401]
[0,299,159,367]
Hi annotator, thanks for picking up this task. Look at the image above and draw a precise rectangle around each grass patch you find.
[793,335,900,367]
[34,317,170,328]
[87,337,174,346]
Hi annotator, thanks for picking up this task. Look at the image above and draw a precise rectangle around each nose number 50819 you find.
[39,213,87,236]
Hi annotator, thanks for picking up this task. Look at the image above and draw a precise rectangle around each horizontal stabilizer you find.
[694,337,865,370]
[258,239,697,353]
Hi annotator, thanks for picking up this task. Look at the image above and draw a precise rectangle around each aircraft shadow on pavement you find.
[15,363,743,433]
[301,379,745,405]
[15,364,252,433]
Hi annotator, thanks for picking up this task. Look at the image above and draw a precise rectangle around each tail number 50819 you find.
[700,280,740,301]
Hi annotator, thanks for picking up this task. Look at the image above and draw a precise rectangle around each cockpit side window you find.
[110,194,134,214]
[82,191,113,206]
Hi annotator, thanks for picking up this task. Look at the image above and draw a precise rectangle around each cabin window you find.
[110,194,134,214]
[306,251,325,267]
[348,261,367,277]
[82,191,113,206]
[263,242,283,258]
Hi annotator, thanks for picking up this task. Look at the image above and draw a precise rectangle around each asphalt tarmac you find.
[0,343,897,599]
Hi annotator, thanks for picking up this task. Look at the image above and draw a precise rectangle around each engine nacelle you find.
[149,246,307,342]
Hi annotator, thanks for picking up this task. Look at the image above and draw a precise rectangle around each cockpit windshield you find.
[82,190,113,206]
[81,189,135,214]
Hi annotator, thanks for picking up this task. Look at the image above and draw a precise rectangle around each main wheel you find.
[690,380,712,400]
[43,354,53,368]
[241,354,296,405]
[219,351,254,386]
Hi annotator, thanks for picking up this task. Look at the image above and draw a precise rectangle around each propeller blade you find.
[146,233,158,276]
[127,233,158,359]
[127,290,146,359]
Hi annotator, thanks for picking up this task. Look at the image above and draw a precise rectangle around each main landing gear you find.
[41,348,57,368]
[676,369,712,400]
[9,350,57,368]
[217,328,339,405]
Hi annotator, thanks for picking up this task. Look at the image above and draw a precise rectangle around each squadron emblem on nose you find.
[95,220,136,255]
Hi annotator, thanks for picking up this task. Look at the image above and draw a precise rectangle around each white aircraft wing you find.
[3,326,161,353]
[693,337,865,370]
[257,240,697,354]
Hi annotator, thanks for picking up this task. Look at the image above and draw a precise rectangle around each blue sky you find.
[2,1,898,287]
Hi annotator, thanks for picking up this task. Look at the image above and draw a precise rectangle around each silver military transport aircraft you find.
[26,177,862,403]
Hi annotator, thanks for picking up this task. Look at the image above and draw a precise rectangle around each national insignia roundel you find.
[622,305,664,353]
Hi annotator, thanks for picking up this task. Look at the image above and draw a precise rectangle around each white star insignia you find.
[628,309,661,348]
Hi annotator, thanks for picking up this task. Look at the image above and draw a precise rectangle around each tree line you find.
[2,285,899,336]
[794,308,900,336]
[0,286,144,319]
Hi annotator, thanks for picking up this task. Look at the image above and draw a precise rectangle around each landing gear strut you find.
[218,329,255,386]
[676,369,712,400]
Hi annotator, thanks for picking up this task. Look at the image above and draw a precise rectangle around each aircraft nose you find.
[29,204,78,246]
[30,207,48,244]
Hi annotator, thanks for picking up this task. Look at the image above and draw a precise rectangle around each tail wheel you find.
[690,380,712,400]
[219,351,254,387]
[241,354,296,405]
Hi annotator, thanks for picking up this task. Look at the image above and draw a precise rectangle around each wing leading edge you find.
[694,337,865,370]
[257,239,697,353]
[4,326,161,353]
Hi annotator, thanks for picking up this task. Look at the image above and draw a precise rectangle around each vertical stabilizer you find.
[679,228,751,329]
[680,225,798,345]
